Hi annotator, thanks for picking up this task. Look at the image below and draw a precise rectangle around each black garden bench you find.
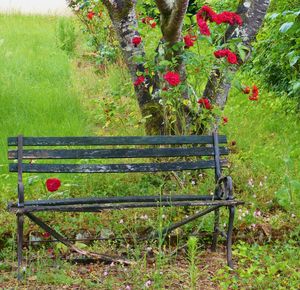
[7,131,244,279]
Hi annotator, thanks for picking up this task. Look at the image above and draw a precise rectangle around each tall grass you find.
[0,14,89,167]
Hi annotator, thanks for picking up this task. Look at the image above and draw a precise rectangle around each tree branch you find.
[155,0,173,14]
[157,0,189,44]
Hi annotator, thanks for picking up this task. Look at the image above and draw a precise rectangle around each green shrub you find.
[247,9,300,100]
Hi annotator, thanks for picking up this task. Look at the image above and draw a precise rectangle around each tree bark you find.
[203,0,270,108]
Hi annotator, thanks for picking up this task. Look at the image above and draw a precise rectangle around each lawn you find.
[0,13,299,289]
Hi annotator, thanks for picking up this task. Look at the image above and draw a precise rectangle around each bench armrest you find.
[215,176,233,200]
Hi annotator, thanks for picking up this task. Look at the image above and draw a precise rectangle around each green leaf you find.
[172,42,184,51]
[290,55,299,66]
[238,47,246,62]
[269,13,279,20]
[292,81,300,92]
[74,242,88,249]
[159,60,171,67]
[279,22,294,33]
[55,242,69,254]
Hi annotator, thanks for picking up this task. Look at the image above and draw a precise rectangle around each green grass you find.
[0,14,90,167]
[0,13,92,262]
[223,80,300,213]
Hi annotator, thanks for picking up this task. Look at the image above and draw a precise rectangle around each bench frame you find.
[7,131,243,279]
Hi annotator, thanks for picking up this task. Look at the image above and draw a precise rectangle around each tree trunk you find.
[102,0,164,135]
[203,0,270,108]
[156,0,191,134]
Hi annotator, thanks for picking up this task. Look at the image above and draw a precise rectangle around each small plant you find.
[57,18,77,55]
[187,236,199,290]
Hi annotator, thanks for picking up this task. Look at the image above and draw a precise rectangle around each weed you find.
[187,236,199,290]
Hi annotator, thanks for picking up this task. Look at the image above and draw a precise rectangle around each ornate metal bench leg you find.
[226,206,235,268]
[17,213,24,281]
[211,208,220,251]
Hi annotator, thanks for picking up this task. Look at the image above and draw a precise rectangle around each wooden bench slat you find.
[8,135,227,146]
[8,147,229,159]
[9,160,227,173]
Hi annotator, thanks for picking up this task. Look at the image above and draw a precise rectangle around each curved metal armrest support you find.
[215,176,233,200]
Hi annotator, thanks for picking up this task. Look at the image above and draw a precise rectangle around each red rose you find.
[184,35,197,49]
[150,22,156,28]
[213,11,243,26]
[249,85,259,100]
[46,178,61,192]
[243,86,251,94]
[198,6,217,22]
[233,14,243,26]
[134,76,145,86]
[163,72,181,86]
[249,95,258,101]
[141,16,156,28]
[227,51,238,64]
[132,36,142,47]
[214,49,230,58]
[214,12,233,25]
[87,11,95,20]
[214,49,238,64]
[196,15,211,36]
[198,98,212,110]
[142,16,154,24]
[222,116,228,124]
[252,85,259,98]
[42,232,51,239]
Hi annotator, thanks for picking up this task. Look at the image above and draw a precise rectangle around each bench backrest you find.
[8,134,228,176]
